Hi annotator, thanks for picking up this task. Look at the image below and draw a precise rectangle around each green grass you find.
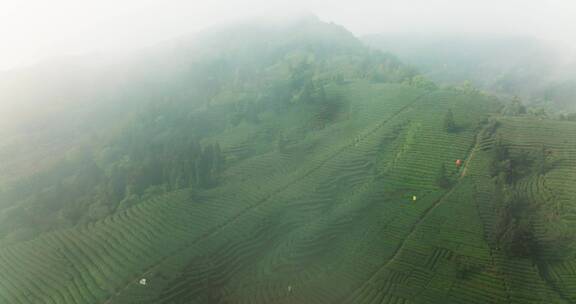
[1,81,575,303]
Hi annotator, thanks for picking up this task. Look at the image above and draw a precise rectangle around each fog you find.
[2,0,576,71]
[1,1,576,300]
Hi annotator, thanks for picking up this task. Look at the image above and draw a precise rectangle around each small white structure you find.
[287,285,293,292]
[139,278,147,286]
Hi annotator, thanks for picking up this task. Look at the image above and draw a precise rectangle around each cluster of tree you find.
[0,17,423,245]
[443,109,457,133]
[364,34,576,113]
[495,195,539,258]
[0,103,226,243]
[403,75,437,90]
[436,163,453,189]
[500,96,555,119]
[291,79,328,105]
[488,132,571,262]
[490,137,553,184]
[360,51,417,83]
[455,80,480,95]
[492,152,532,184]
[501,97,527,116]
[493,187,571,262]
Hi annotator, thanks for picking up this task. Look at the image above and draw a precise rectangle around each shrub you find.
[443,109,457,133]
[436,164,452,189]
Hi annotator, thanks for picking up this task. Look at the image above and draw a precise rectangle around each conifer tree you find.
[444,109,456,132]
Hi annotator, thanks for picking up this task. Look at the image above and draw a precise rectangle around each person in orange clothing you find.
[455,159,463,169]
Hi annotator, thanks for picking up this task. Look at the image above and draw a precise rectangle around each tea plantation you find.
[0,78,574,303]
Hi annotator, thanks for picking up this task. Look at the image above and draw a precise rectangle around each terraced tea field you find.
[1,81,575,303]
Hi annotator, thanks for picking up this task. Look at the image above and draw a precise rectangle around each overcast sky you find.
[2,0,576,71]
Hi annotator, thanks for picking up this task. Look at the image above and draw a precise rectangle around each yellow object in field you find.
[412,195,417,201]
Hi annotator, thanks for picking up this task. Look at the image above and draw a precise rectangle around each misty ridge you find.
[0,13,574,304]
[364,32,576,110]
[1,14,574,188]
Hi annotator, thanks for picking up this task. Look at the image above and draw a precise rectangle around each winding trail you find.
[343,131,481,303]
[460,134,481,178]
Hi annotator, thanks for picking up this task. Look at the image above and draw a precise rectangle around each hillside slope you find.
[3,80,575,303]
[0,17,575,304]
[0,82,500,303]
[0,15,415,243]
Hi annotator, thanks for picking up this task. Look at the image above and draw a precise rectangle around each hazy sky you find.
[2,0,576,71]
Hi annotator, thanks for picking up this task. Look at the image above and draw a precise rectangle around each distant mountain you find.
[363,33,576,111]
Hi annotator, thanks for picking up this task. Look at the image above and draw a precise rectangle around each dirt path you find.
[460,134,481,178]
[344,132,480,302]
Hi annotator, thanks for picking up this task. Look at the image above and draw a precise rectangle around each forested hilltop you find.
[363,33,576,114]
[0,15,415,243]
[0,15,575,303]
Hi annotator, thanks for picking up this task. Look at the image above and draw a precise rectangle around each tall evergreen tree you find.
[444,109,456,132]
